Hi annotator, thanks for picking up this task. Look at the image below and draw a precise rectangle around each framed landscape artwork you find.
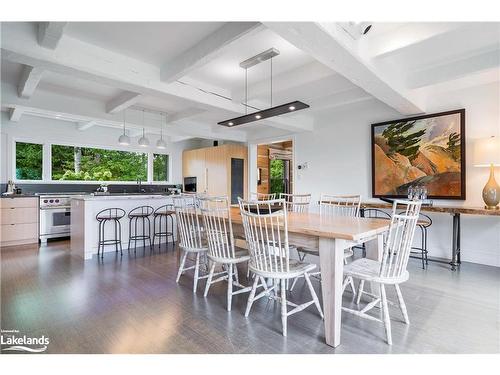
[371,109,466,199]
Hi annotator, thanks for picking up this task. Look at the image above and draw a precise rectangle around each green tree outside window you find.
[153,154,169,181]
[51,144,147,181]
[16,142,43,180]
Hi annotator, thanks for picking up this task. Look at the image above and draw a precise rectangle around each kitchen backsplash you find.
[1,183,183,195]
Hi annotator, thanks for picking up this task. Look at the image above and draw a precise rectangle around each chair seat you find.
[207,247,250,264]
[344,258,409,284]
[250,257,316,279]
[97,215,123,221]
[154,210,173,216]
[297,246,353,259]
[417,219,431,227]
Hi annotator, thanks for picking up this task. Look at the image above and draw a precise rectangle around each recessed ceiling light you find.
[255,114,261,119]
[228,122,234,126]
[289,106,295,111]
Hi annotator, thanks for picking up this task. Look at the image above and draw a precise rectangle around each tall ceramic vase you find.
[483,164,500,209]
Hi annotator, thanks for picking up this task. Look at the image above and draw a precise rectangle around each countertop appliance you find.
[39,193,84,242]
[184,177,197,193]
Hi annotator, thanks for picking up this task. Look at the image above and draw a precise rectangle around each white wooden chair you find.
[250,192,276,200]
[173,195,209,293]
[238,198,324,336]
[342,200,422,345]
[198,196,252,311]
[279,193,311,213]
[290,194,361,293]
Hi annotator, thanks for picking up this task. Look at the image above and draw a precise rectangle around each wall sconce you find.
[257,168,262,185]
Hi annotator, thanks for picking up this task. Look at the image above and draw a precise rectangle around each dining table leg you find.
[319,237,347,347]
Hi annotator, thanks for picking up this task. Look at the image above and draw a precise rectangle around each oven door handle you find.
[40,206,71,210]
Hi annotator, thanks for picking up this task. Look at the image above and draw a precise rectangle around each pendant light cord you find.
[161,113,164,140]
[123,110,126,134]
[245,68,248,115]
[270,57,273,108]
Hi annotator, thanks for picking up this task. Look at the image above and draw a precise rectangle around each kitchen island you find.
[71,194,178,260]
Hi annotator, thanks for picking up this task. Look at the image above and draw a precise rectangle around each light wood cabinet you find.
[183,144,247,202]
[0,197,39,246]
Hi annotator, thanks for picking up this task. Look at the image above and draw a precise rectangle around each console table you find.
[360,202,500,270]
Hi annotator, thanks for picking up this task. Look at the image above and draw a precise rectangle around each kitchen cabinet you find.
[183,144,247,202]
[0,197,39,246]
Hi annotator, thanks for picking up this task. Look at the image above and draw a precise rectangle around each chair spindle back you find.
[198,196,237,261]
[380,200,422,279]
[319,194,361,217]
[238,198,290,274]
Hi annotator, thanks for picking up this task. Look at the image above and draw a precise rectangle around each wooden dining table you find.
[226,207,391,348]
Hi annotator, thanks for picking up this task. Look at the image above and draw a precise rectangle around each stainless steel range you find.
[38,193,85,242]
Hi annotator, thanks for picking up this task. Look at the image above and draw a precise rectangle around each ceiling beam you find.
[77,121,96,131]
[1,23,305,133]
[160,22,262,83]
[106,91,142,114]
[1,82,247,142]
[9,107,24,122]
[38,22,67,49]
[264,22,424,115]
[18,65,44,98]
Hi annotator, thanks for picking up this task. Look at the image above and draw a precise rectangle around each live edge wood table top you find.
[361,202,500,216]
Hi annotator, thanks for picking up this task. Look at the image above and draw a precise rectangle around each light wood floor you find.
[1,240,499,354]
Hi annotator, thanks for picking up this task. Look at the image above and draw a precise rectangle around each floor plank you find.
[1,240,499,354]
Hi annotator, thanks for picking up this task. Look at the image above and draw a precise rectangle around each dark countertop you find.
[1,194,39,199]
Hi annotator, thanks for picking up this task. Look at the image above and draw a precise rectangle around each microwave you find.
[184,177,197,192]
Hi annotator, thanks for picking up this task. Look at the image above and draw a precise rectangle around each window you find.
[153,154,169,181]
[51,145,147,181]
[15,142,43,180]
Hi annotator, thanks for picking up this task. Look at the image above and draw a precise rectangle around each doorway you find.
[256,140,293,196]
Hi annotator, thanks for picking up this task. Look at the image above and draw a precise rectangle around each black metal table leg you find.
[450,213,461,271]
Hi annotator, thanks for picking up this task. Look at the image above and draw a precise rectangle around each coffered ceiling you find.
[1,21,499,142]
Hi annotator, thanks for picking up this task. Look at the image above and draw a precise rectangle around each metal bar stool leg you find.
[97,220,102,258]
[146,216,153,251]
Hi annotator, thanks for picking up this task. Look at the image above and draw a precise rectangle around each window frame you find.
[11,138,172,184]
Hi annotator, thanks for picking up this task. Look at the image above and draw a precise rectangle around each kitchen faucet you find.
[137,178,146,193]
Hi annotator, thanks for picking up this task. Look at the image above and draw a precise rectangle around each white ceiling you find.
[65,22,225,66]
[186,28,316,93]
[1,21,499,142]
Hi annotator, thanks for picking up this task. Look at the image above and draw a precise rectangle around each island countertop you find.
[72,194,181,201]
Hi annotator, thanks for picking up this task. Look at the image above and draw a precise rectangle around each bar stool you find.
[413,213,432,269]
[127,205,154,253]
[152,204,175,250]
[96,208,126,259]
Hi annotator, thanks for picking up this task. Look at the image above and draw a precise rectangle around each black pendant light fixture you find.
[218,48,309,127]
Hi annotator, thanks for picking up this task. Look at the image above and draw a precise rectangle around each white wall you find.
[293,81,500,267]
[0,112,202,184]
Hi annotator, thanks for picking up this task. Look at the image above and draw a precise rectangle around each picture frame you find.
[371,109,466,200]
